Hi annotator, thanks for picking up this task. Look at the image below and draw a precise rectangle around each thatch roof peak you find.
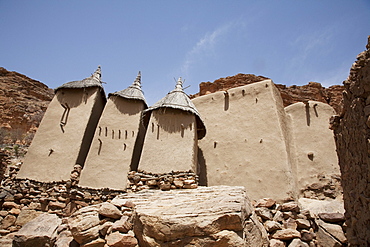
[55,66,104,93]
[108,71,147,107]
[145,77,206,139]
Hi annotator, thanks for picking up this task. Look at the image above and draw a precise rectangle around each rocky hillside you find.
[0,67,54,144]
[191,73,344,114]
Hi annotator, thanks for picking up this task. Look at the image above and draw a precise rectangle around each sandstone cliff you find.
[0,67,54,144]
[191,73,344,114]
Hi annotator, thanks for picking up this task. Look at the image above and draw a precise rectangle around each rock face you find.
[191,73,343,114]
[13,213,61,246]
[0,67,54,144]
[333,36,370,246]
[116,185,269,246]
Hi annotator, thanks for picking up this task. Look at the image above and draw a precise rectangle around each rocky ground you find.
[0,180,347,247]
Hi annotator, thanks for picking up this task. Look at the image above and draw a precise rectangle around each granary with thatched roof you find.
[138,78,206,174]
[79,72,148,190]
[18,66,106,182]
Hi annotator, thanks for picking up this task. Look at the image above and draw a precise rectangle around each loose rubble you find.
[127,170,198,192]
[253,198,347,246]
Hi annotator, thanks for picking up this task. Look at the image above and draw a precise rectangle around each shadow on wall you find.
[198,147,207,186]
[153,108,195,135]
[113,97,143,116]
[56,89,94,109]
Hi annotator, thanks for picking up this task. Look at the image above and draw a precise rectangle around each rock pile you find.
[0,178,124,236]
[300,174,342,200]
[1,186,271,246]
[253,198,347,246]
[127,170,198,192]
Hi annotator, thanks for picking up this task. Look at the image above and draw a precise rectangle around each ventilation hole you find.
[132,131,134,137]
[99,127,102,136]
[214,141,217,148]
[123,143,127,151]
[105,127,108,137]
[256,98,258,103]
[119,130,121,139]
[242,90,245,96]
[157,124,160,140]
[189,123,192,131]
[98,139,102,155]
[112,130,114,139]
[152,123,154,133]
[125,130,128,139]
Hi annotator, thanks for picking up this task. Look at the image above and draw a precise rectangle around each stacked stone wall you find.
[333,36,370,246]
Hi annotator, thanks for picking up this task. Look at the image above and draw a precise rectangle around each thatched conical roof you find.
[55,66,105,93]
[145,78,206,139]
[108,71,147,107]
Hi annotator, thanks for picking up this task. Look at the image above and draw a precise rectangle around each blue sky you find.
[1,1,369,105]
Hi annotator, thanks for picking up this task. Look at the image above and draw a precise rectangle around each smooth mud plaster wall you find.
[79,96,146,190]
[192,80,294,201]
[139,108,197,174]
[18,87,105,182]
[285,101,339,195]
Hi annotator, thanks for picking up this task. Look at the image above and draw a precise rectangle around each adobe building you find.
[138,78,206,174]
[17,67,106,182]
[192,80,340,201]
[192,80,295,201]
[79,72,147,190]
[285,101,339,197]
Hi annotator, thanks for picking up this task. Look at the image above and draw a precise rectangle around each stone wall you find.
[333,36,370,246]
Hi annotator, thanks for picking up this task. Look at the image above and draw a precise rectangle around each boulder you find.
[12,213,61,247]
[255,198,276,208]
[98,202,122,219]
[318,212,345,223]
[298,198,344,216]
[317,219,347,244]
[264,220,282,232]
[106,231,138,247]
[288,238,309,247]
[15,209,43,227]
[0,215,16,229]
[281,201,300,212]
[255,207,273,220]
[212,230,245,246]
[269,239,285,247]
[113,186,267,246]
[81,238,106,247]
[271,229,301,240]
[67,205,100,244]
[111,216,132,233]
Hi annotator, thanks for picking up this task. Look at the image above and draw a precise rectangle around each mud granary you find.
[18,67,340,201]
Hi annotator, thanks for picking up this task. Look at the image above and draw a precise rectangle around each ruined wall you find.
[139,108,198,174]
[192,80,295,201]
[79,96,146,190]
[333,36,370,246]
[17,87,105,182]
[285,101,340,198]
